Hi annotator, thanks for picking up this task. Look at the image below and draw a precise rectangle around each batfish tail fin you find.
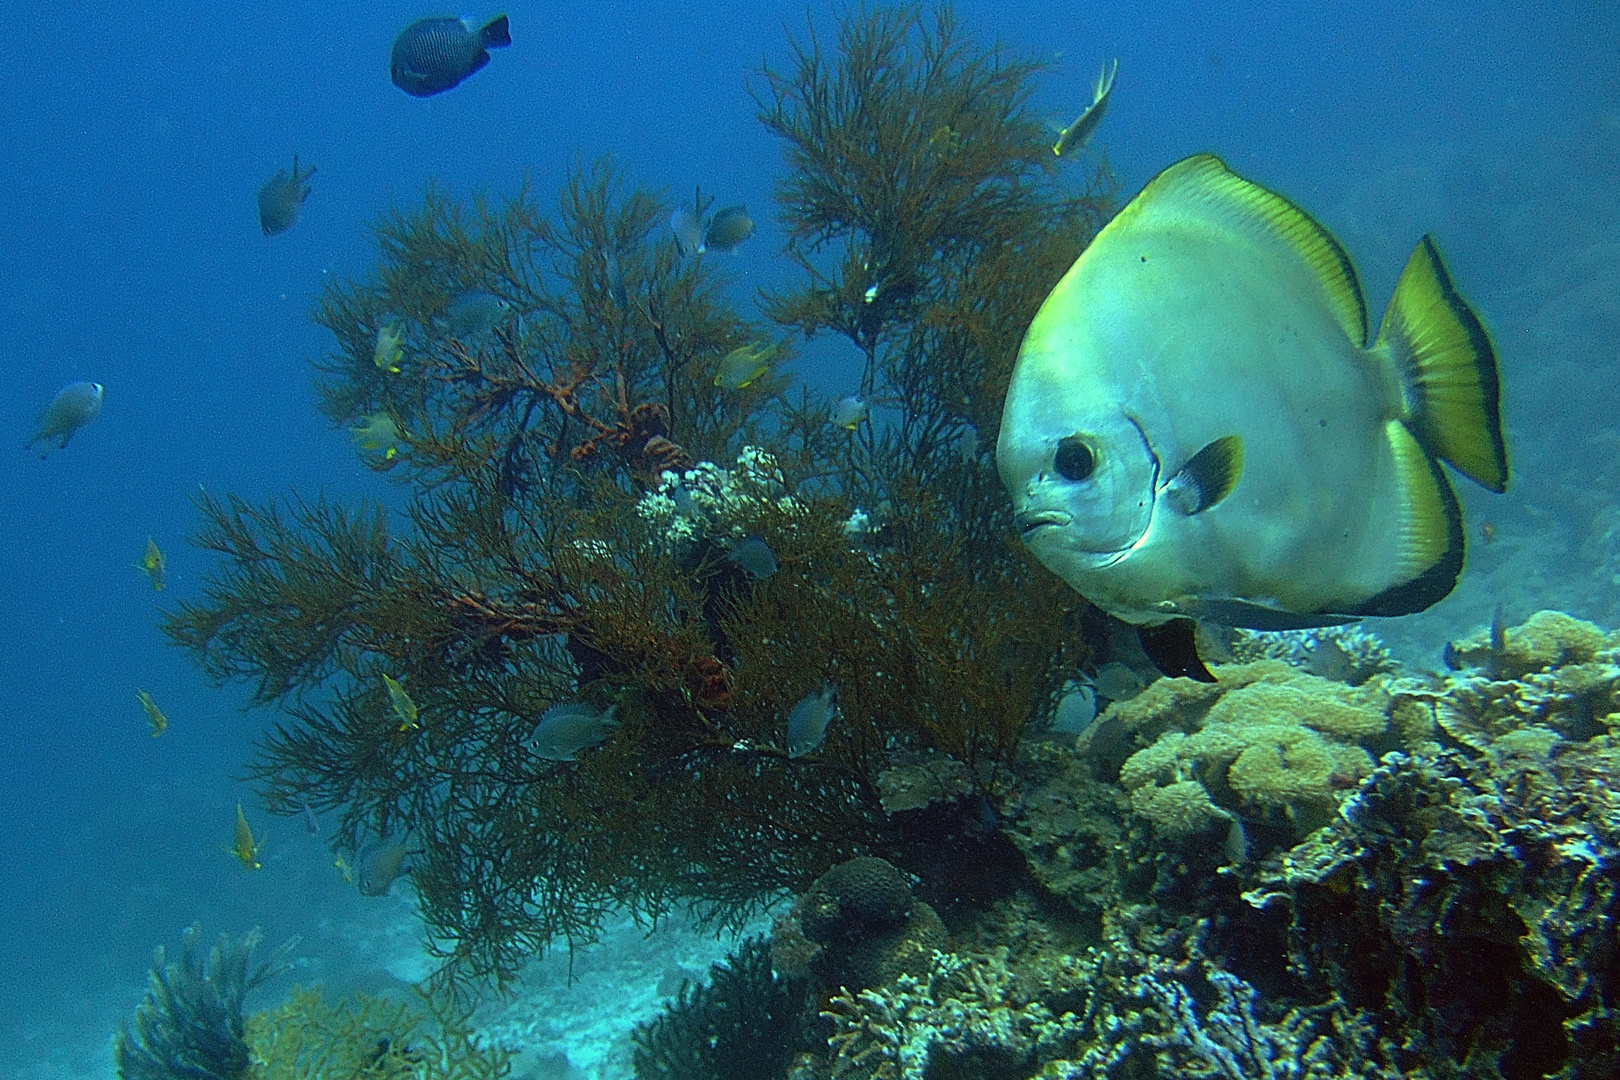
[1375,234,1508,493]
[480,15,511,48]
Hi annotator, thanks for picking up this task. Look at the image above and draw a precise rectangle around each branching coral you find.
[246,985,510,1080]
[114,925,297,1080]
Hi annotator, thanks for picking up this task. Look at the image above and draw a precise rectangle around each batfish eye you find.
[1054,436,1096,482]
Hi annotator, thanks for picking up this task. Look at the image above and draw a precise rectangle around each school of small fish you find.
[31,20,1131,900]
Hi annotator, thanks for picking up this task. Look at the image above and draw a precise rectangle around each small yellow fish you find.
[351,413,403,460]
[1053,58,1118,158]
[135,689,168,737]
[382,673,419,731]
[374,319,404,373]
[231,803,262,870]
[139,536,166,591]
[333,855,355,884]
[714,343,780,391]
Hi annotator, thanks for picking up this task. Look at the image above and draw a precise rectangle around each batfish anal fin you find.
[1137,618,1216,683]
[1161,434,1244,515]
[1375,234,1508,494]
[1187,597,1360,631]
[1343,421,1464,618]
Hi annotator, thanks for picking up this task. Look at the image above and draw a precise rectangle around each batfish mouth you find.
[1015,509,1073,536]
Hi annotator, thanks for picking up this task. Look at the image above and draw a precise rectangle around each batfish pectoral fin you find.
[1375,234,1508,494]
[1343,420,1464,618]
[1136,617,1216,683]
[1161,434,1243,515]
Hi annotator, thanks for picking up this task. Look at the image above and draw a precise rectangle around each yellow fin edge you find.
[1342,421,1463,619]
[1143,154,1369,347]
[1375,235,1508,493]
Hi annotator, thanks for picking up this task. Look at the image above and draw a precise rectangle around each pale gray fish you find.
[1091,662,1145,702]
[444,291,511,337]
[831,396,868,430]
[1050,679,1098,733]
[528,703,619,761]
[1052,58,1118,158]
[786,684,838,758]
[390,14,511,97]
[605,254,629,312]
[702,205,755,252]
[299,796,320,836]
[670,485,697,516]
[1305,636,1354,682]
[257,154,315,237]
[670,206,705,257]
[356,838,415,896]
[27,381,103,456]
[728,536,777,580]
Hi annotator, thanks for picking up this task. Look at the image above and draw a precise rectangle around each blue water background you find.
[0,2,1612,1077]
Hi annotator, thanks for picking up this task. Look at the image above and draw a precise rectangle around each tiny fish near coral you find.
[786,684,837,758]
[527,703,619,761]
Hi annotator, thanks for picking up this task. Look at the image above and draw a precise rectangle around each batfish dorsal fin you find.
[1345,420,1463,618]
[1131,154,1369,348]
[1161,434,1244,515]
[1374,234,1508,494]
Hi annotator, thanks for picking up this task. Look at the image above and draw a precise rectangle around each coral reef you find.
[817,904,1397,1080]
[631,937,806,1080]
[246,985,510,1080]
[114,925,297,1080]
[1240,615,1620,1079]
[1080,661,1392,855]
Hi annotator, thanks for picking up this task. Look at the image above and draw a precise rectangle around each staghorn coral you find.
[631,937,806,1080]
[816,909,1398,1080]
[1227,626,1398,687]
[114,925,297,1080]
[246,984,511,1080]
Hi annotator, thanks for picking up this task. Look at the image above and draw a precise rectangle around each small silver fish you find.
[390,15,511,97]
[671,206,705,258]
[444,291,511,337]
[27,381,103,456]
[786,685,838,758]
[1050,680,1098,733]
[298,796,321,836]
[356,837,415,896]
[527,703,620,761]
[1091,662,1145,702]
[1052,59,1118,158]
[257,154,315,237]
[703,206,755,253]
[727,536,778,580]
[605,255,629,312]
[831,396,869,430]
